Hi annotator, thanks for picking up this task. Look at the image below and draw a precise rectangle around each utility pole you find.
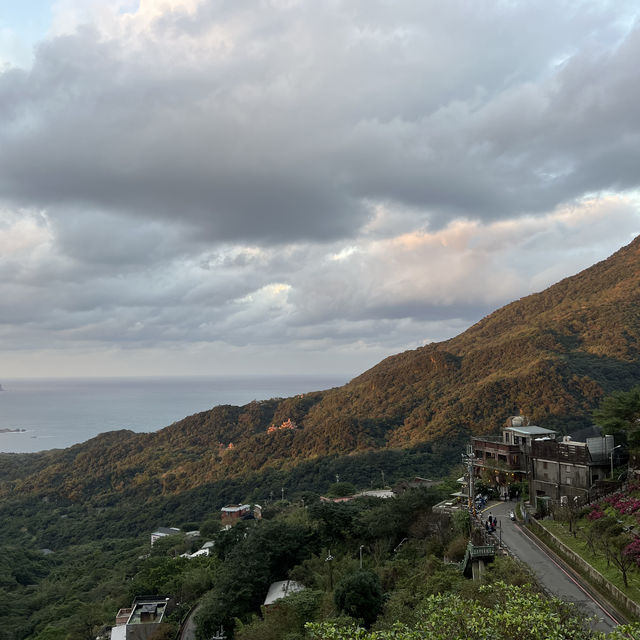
[610,445,622,479]
[462,444,476,512]
[359,545,364,569]
[281,487,285,501]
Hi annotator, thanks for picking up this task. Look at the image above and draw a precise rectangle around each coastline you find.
[0,374,348,454]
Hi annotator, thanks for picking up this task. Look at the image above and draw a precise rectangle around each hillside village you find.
[2,401,640,640]
[99,398,640,640]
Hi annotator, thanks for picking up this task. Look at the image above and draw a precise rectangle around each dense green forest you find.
[0,480,610,640]
[4,478,638,640]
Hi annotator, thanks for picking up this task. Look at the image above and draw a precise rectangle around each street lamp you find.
[325,550,334,590]
[610,444,622,479]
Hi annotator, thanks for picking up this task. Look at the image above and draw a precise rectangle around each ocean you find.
[0,375,348,454]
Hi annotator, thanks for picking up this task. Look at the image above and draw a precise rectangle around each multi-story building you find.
[530,434,615,502]
[471,416,617,505]
[472,416,556,499]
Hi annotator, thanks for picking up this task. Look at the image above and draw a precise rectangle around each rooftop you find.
[127,598,170,625]
[152,527,181,536]
[505,425,556,436]
[356,489,395,499]
[221,504,251,513]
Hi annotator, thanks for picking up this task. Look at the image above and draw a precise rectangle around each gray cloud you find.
[0,1,638,242]
[0,1,639,376]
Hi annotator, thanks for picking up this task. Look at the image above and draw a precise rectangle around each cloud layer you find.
[1,0,639,377]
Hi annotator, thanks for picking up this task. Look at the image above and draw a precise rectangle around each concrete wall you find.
[533,459,589,487]
[532,460,594,501]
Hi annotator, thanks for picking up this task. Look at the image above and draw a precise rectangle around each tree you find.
[593,385,640,448]
[196,519,316,638]
[308,582,595,640]
[553,498,582,537]
[333,570,383,628]
[592,516,623,568]
[235,589,323,640]
[451,510,471,537]
[608,532,636,588]
[327,482,357,498]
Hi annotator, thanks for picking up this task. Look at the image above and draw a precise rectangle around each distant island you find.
[0,428,25,433]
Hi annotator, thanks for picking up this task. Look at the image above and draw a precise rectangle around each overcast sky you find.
[0,0,639,379]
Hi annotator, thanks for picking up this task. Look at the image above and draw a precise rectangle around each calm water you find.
[0,375,347,453]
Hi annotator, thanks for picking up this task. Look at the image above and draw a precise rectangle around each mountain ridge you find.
[2,235,640,501]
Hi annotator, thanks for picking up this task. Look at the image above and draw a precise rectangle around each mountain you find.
[2,236,640,504]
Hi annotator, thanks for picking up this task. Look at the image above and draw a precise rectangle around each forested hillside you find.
[2,236,640,506]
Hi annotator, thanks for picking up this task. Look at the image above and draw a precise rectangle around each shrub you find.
[333,570,383,627]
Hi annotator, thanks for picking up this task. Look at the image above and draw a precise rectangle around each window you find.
[566,478,572,485]
[543,461,548,469]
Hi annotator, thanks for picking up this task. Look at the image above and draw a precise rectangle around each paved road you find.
[485,501,620,634]
[179,604,199,640]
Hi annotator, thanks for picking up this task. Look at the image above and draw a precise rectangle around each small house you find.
[110,596,175,640]
[220,504,251,526]
[150,527,181,546]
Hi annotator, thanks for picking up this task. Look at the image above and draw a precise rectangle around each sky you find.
[1,0,640,379]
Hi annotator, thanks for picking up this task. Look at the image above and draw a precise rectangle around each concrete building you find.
[220,504,262,527]
[472,416,556,498]
[110,596,174,640]
[471,416,617,506]
[150,527,181,546]
[530,434,615,502]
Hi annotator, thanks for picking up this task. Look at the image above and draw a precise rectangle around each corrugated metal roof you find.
[221,504,251,512]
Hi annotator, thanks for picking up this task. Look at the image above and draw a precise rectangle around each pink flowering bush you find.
[603,492,640,516]
[624,537,640,567]
[587,508,605,521]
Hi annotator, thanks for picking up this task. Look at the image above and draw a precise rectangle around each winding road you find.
[486,501,621,633]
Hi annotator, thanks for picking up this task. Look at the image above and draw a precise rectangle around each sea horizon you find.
[0,373,350,454]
